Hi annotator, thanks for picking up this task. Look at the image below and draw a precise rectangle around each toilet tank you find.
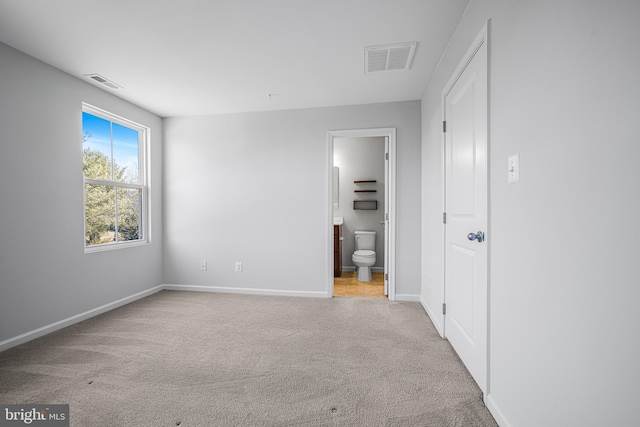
[354,231,376,251]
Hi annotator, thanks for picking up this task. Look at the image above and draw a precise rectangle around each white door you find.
[384,137,389,296]
[444,35,488,392]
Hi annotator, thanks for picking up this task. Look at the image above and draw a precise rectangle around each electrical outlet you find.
[235,262,243,272]
[508,154,520,183]
[200,261,207,271]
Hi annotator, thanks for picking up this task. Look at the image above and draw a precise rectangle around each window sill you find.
[84,239,149,254]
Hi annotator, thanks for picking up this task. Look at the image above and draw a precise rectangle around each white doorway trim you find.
[327,128,397,300]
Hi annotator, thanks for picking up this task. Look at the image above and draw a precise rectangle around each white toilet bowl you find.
[352,249,376,282]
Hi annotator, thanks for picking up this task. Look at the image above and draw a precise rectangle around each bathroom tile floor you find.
[334,271,385,298]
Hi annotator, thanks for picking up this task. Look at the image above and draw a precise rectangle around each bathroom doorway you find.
[327,128,396,300]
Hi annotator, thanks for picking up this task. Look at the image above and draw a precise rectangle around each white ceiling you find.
[0,0,469,117]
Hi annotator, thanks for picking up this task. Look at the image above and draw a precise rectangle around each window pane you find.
[85,183,116,246]
[112,123,139,184]
[82,112,113,180]
[82,104,148,251]
[117,187,142,241]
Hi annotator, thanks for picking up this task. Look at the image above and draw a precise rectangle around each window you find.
[82,104,149,251]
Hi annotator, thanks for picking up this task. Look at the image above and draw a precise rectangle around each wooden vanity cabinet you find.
[334,224,342,277]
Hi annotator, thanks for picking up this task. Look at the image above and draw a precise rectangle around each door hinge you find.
[443,121,447,132]
[443,212,447,224]
[442,303,447,315]
[385,273,388,281]
[385,152,389,160]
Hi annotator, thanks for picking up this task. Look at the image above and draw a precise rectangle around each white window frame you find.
[82,103,150,253]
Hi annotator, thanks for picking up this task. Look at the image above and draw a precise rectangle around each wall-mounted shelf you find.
[354,180,377,209]
[353,200,378,210]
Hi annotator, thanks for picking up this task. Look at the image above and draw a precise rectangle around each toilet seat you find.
[353,251,375,264]
[353,250,375,257]
[352,250,376,282]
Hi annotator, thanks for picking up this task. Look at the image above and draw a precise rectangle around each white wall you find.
[421,1,640,425]
[334,137,385,268]
[163,102,421,298]
[0,42,164,346]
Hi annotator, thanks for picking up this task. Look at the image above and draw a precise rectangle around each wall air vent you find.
[364,42,417,74]
[84,74,122,89]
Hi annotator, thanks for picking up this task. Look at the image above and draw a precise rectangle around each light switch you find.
[508,154,520,184]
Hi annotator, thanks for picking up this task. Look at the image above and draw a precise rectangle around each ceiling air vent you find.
[364,42,417,74]
[84,74,122,89]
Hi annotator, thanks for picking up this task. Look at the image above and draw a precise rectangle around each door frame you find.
[327,128,397,300]
[441,21,490,392]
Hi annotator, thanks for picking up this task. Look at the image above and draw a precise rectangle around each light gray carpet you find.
[0,291,497,426]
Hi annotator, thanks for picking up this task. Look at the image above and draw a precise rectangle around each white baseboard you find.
[485,394,510,427]
[340,266,384,273]
[163,284,328,299]
[420,295,443,337]
[0,285,164,353]
[394,294,420,302]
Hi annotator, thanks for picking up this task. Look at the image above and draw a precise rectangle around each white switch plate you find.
[200,261,207,271]
[508,154,520,184]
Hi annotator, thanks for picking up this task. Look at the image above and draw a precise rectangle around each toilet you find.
[352,231,376,282]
